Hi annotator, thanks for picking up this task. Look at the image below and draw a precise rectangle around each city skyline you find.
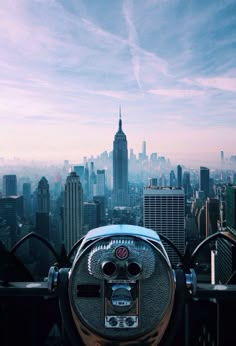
[0,1,236,164]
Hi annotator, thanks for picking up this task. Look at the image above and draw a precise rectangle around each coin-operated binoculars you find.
[48,225,196,345]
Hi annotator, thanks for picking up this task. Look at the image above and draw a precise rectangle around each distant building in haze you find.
[89,162,97,199]
[183,171,192,200]
[139,140,148,161]
[2,175,17,196]
[112,110,128,207]
[96,169,106,196]
[170,170,177,187]
[23,182,32,219]
[200,166,210,200]
[64,172,83,252]
[177,165,182,188]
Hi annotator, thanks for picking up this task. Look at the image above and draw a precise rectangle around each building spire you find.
[119,105,122,131]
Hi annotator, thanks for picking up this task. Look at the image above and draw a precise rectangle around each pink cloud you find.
[196,77,236,92]
[148,88,204,98]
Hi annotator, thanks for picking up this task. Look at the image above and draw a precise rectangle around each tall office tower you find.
[197,205,206,238]
[64,172,83,252]
[169,170,176,187]
[35,177,51,276]
[225,185,236,229]
[159,174,167,187]
[74,165,85,182]
[177,165,182,188]
[37,177,50,213]
[83,201,99,232]
[23,182,32,219]
[89,162,97,199]
[84,162,89,201]
[139,140,147,161]
[0,196,24,246]
[220,151,224,165]
[130,148,136,162]
[200,166,210,200]
[112,110,128,207]
[96,169,105,196]
[143,186,185,265]
[205,198,220,237]
[150,152,157,164]
[2,175,17,196]
[36,177,50,240]
[93,196,106,225]
[148,178,158,187]
[74,165,86,200]
[183,171,192,199]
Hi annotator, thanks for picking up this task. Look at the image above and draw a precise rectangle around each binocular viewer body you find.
[51,225,185,345]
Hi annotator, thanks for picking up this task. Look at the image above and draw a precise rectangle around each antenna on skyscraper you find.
[119,105,122,131]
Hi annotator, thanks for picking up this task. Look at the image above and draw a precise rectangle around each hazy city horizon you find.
[0,148,235,170]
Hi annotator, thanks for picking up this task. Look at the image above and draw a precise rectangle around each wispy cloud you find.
[195,77,236,93]
[0,0,235,161]
[148,88,204,98]
[123,0,142,89]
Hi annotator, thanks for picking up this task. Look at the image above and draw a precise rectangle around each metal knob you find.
[48,266,59,293]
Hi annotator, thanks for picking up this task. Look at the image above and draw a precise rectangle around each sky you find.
[0,0,236,166]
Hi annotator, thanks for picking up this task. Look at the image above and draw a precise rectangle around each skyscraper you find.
[64,172,83,251]
[96,169,106,196]
[2,175,17,196]
[37,177,50,213]
[0,196,23,246]
[225,185,236,229]
[177,165,182,188]
[35,177,51,276]
[83,201,99,231]
[139,140,147,161]
[89,162,97,199]
[183,171,192,199]
[200,166,210,199]
[169,170,176,187]
[36,177,50,240]
[205,198,220,237]
[143,186,185,264]
[112,110,128,207]
[23,182,32,219]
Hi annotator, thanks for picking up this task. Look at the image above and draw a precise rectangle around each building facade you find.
[2,175,17,196]
[200,166,210,200]
[177,165,182,188]
[143,186,185,265]
[64,172,83,252]
[0,196,24,246]
[96,169,106,196]
[225,185,236,229]
[36,177,50,241]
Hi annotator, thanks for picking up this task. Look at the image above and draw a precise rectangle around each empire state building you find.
[112,111,128,207]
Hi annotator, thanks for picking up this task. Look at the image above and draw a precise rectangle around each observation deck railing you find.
[0,230,236,346]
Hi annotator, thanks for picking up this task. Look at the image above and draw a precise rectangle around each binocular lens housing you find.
[68,225,176,346]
